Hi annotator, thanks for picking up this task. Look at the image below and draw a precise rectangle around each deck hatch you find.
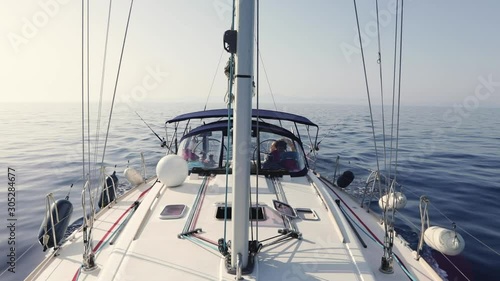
[215,206,266,220]
[295,208,319,221]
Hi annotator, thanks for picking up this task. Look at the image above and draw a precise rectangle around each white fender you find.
[124,167,143,186]
[156,155,188,187]
[378,192,407,211]
[424,226,465,256]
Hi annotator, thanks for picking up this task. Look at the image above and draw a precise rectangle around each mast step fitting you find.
[224,253,255,276]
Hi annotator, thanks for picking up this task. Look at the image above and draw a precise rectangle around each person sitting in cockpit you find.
[262,139,287,169]
[203,154,217,168]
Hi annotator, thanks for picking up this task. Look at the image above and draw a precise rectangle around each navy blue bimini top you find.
[166,108,317,127]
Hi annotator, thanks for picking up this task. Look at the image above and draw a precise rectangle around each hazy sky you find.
[1,0,499,107]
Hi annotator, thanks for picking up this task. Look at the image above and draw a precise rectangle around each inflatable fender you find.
[38,199,73,251]
[98,171,118,208]
[424,226,465,256]
[124,167,143,186]
[378,192,407,211]
[337,171,354,188]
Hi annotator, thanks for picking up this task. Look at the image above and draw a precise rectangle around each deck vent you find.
[215,206,266,221]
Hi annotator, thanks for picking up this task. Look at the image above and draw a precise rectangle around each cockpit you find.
[176,121,308,176]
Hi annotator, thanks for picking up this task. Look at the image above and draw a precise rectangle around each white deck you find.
[26,172,442,281]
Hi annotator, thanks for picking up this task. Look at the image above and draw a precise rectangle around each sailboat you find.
[26,1,466,280]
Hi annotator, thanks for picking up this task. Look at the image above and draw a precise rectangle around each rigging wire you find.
[81,2,98,267]
[393,0,405,182]
[353,0,388,237]
[258,51,279,112]
[387,1,406,259]
[204,49,225,111]
[79,5,95,266]
[81,0,86,188]
[389,0,400,182]
[352,0,381,173]
[353,0,408,270]
[86,0,91,190]
[99,0,135,170]
[388,0,407,269]
[364,0,404,272]
[375,0,388,173]
[438,254,472,281]
[93,0,114,186]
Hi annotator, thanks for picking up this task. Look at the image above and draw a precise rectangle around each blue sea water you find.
[0,102,499,281]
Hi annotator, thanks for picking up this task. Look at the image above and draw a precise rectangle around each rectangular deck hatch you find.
[159,204,187,219]
[215,206,266,220]
[295,208,318,221]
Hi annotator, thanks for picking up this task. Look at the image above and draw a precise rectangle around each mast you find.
[231,0,255,270]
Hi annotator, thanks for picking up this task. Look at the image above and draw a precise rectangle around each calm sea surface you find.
[1,102,499,281]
